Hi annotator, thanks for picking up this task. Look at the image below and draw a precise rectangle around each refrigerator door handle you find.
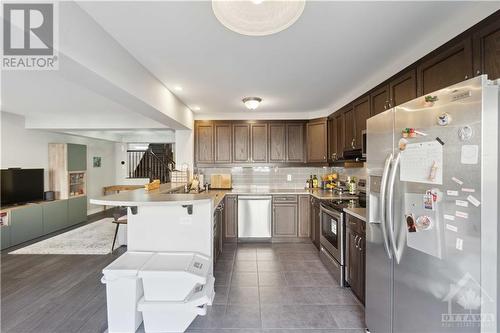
[379,153,393,259]
[387,152,401,264]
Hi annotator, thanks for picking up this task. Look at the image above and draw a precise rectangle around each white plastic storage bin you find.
[101,252,154,333]
[138,276,215,333]
[138,252,211,301]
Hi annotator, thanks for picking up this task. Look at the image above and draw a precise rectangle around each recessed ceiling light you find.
[242,97,262,110]
[192,106,201,111]
[212,0,305,36]
[174,86,183,92]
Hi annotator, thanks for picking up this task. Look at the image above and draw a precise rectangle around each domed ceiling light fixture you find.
[242,97,262,110]
[212,0,306,36]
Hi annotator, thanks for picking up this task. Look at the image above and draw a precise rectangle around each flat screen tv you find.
[1,169,44,206]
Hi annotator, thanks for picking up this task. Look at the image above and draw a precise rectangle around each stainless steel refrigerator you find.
[366,76,499,333]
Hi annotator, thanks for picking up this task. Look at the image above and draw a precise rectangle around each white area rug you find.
[10,218,117,255]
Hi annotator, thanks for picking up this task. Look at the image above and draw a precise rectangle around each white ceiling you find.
[79,1,500,119]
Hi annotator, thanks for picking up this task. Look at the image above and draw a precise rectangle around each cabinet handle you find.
[323,156,326,160]
[354,235,359,248]
[351,138,356,149]
[476,70,481,76]
[465,75,469,80]
[388,98,393,108]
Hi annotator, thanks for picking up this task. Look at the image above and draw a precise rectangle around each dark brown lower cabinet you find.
[224,195,237,242]
[272,201,298,238]
[345,214,366,304]
[310,197,321,249]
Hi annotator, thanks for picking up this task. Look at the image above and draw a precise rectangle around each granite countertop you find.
[90,183,358,208]
[343,207,367,222]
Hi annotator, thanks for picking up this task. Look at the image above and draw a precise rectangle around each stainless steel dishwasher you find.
[237,196,272,240]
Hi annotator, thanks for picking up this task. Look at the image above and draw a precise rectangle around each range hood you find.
[331,149,365,168]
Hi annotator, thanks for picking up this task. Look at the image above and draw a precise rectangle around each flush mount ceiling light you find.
[242,97,262,110]
[212,0,305,36]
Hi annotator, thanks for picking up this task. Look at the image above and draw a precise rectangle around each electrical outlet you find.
[287,174,292,181]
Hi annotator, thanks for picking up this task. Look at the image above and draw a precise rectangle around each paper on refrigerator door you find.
[400,141,443,185]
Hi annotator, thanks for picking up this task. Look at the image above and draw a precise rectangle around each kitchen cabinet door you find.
[342,106,355,152]
[251,123,268,163]
[224,195,237,241]
[233,124,251,163]
[43,199,68,234]
[389,69,417,107]
[306,119,328,163]
[417,37,473,96]
[286,123,305,162]
[195,122,214,164]
[68,196,87,226]
[214,122,232,163]
[10,205,43,246]
[67,144,87,171]
[335,112,345,159]
[346,227,360,291]
[298,195,310,237]
[310,198,321,249]
[473,17,500,80]
[269,123,286,162]
[327,117,338,162]
[353,96,370,150]
[273,203,298,237]
[370,84,390,116]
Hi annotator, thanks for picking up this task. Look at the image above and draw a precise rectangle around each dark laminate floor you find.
[2,226,365,333]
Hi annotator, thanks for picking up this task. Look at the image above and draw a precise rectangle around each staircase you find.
[127,144,175,183]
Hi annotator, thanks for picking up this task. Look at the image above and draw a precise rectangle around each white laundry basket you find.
[138,252,211,301]
[101,252,154,333]
[138,276,215,333]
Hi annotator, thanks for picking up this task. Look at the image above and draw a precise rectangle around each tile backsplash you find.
[197,166,367,189]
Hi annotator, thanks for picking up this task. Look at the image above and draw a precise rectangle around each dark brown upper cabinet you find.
[306,118,328,163]
[473,17,500,80]
[342,106,355,152]
[195,122,214,164]
[269,123,286,162]
[353,96,370,150]
[417,38,473,96]
[286,123,305,163]
[214,122,232,163]
[327,117,338,162]
[335,112,345,159]
[232,123,251,163]
[250,123,268,163]
[389,69,417,107]
[370,84,390,116]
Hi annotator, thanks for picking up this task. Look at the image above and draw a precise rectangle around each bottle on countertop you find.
[313,175,318,188]
[309,175,314,188]
[305,179,310,189]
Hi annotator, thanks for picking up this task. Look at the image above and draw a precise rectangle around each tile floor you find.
[186,242,366,333]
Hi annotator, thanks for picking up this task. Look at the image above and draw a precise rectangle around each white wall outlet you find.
[287,174,292,181]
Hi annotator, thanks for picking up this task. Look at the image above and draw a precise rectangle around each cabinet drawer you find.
[273,195,297,203]
[346,214,365,235]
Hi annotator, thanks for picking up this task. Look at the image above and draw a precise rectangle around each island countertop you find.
[90,183,358,208]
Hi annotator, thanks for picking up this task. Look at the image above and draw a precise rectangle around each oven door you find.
[319,204,344,265]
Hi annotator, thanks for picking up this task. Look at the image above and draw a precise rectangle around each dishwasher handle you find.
[238,196,272,200]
